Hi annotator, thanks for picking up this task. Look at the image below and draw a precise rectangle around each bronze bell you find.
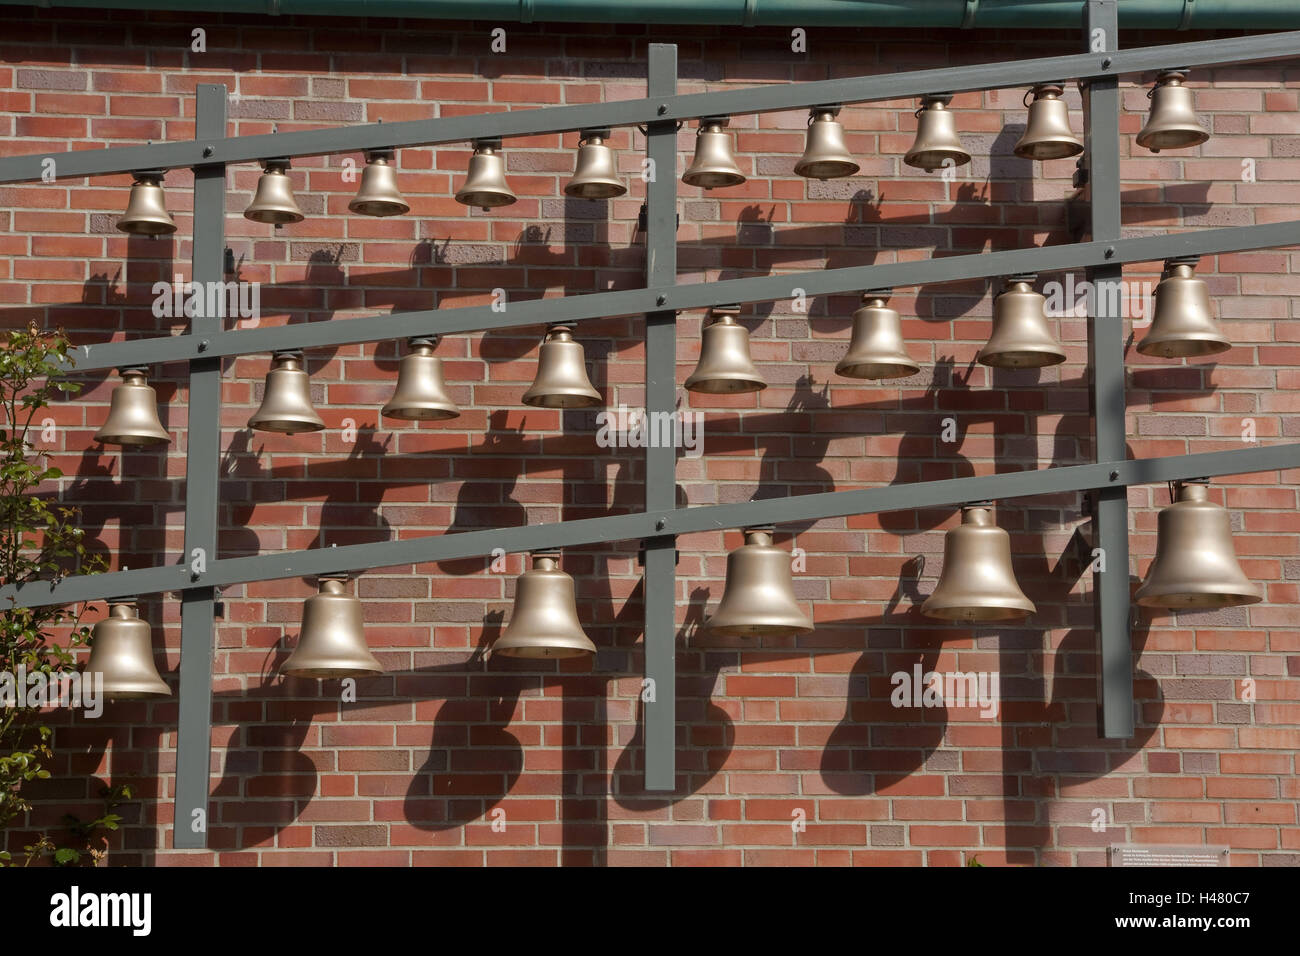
[348,148,409,217]
[117,170,177,236]
[382,337,461,421]
[282,576,383,678]
[703,527,813,638]
[248,350,325,433]
[522,324,602,408]
[455,139,517,210]
[922,504,1036,621]
[94,368,170,446]
[1137,257,1230,358]
[244,158,305,224]
[978,275,1067,369]
[794,106,859,180]
[84,599,171,699]
[565,128,626,200]
[1014,84,1083,161]
[904,95,971,171]
[835,290,920,380]
[1137,70,1209,153]
[1136,480,1263,609]
[491,551,596,659]
[684,306,766,394]
[682,117,746,189]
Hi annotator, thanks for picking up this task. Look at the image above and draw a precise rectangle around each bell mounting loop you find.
[863,287,892,300]
[472,136,503,151]
[916,92,954,116]
[809,103,843,122]
[263,156,291,170]
[699,115,730,129]
[1164,254,1201,270]
[407,335,438,349]
[1148,68,1190,98]
[363,147,396,163]
[578,126,611,143]
[131,168,166,183]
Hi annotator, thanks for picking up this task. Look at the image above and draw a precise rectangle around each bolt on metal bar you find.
[643,43,679,793]
[2,28,1299,185]
[65,217,1300,375]
[173,84,227,850]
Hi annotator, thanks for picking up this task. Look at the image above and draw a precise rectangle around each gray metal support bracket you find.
[1085,0,1135,740]
[643,43,678,792]
[173,85,227,849]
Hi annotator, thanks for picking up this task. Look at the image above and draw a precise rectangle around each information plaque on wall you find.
[1109,845,1230,867]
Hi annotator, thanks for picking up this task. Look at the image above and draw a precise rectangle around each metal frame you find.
[3,19,1299,848]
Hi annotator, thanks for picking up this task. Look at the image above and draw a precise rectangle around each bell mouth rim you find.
[977,349,1067,369]
[348,199,411,217]
[520,391,603,408]
[683,377,766,394]
[794,159,861,180]
[95,432,171,446]
[1134,589,1263,609]
[563,182,627,200]
[835,360,920,380]
[381,405,460,421]
[454,191,517,208]
[1136,337,1231,358]
[903,151,973,171]
[244,210,305,225]
[98,686,173,699]
[248,418,326,433]
[682,171,746,189]
[703,621,814,637]
[1013,141,1084,161]
[116,221,179,236]
[283,665,383,679]
[1136,128,1210,150]
[920,603,1036,621]
[490,641,596,659]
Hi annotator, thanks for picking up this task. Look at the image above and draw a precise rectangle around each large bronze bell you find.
[244,158,305,224]
[94,368,171,446]
[1137,257,1230,358]
[565,128,626,200]
[282,576,383,678]
[84,599,171,699]
[682,117,746,189]
[904,95,971,171]
[794,106,859,180]
[491,551,596,659]
[703,527,813,638]
[522,324,603,408]
[1137,70,1209,153]
[684,306,766,394]
[835,290,920,380]
[1136,480,1263,609]
[382,337,461,421]
[1014,84,1083,161]
[921,504,1036,621]
[248,350,325,433]
[978,276,1067,369]
[455,139,517,210]
[116,170,177,236]
[348,148,409,217]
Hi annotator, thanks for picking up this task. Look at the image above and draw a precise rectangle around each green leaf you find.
[53,848,80,866]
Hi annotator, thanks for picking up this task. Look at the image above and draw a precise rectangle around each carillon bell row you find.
[114,70,1210,236]
[93,257,1231,447]
[84,478,1262,697]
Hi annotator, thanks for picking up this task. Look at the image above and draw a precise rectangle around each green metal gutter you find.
[5,0,1300,29]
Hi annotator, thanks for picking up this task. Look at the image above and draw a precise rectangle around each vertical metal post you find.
[173,84,227,848]
[1084,1,1134,739]
[643,43,678,791]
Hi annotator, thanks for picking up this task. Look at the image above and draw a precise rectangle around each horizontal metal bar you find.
[8,443,1298,610]
[3,30,1299,185]
[69,218,1300,374]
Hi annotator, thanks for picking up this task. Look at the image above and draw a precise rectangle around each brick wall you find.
[1,8,1298,866]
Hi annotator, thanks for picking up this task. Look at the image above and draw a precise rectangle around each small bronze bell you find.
[1137,257,1230,358]
[1137,70,1209,152]
[684,306,766,394]
[682,116,746,189]
[978,275,1067,369]
[455,139,517,210]
[1014,83,1083,161]
[94,368,171,446]
[84,599,171,699]
[1136,480,1263,609]
[922,504,1036,621]
[703,527,813,638]
[244,158,305,224]
[491,551,596,659]
[794,106,859,180]
[282,576,383,678]
[904,95,971,172]
[348,148,409,217]
[565,128,626,200]
[835,290,920,380]
[522,324,603,408]
[248,350,325,433]
[382,337,461,421]
[117,170,177,236]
